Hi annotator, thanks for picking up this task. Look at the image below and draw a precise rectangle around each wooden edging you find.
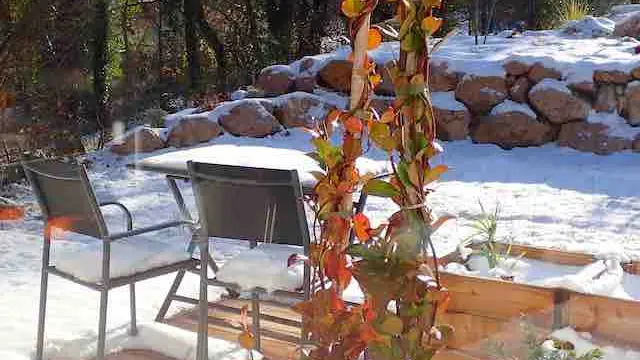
[464,242,640,275]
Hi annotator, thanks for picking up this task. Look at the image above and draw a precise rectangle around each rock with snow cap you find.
[274,92,332,129]
[166,114,223,148]
[432,92,471,141]
[613,11,640,38]
[527,62,562,84]
[218,100,282,137]
[256,65,295,96]
[472,100,555,148]
[455,75,507,114]
[110,127,165,155]
[529,79,589,124]
[558,121,632,155]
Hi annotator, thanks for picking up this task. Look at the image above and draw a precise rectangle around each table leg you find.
[197,229,209,360]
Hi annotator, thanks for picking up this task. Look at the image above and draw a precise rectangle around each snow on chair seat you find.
[52,233,192,284]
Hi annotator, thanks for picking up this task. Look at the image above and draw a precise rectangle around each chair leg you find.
[35,265,49,360]
[197,236,209,360]
[129,283,138,336]
[155,269,187,322]
[251,291,261,351]
[96,290,109,360]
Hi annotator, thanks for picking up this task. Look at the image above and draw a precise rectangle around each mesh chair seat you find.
[52,233,192,284]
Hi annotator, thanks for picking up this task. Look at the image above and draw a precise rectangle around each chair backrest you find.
[23,160,107,238]
[187,162,310,248]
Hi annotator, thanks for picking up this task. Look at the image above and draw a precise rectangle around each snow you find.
[530,78,571,94]
[586,111,640,140]
[4,107,640,357]
[165,108,200,128]
[563,16,615,37]
[50,232,192,283]
[490,99,537,118]
[431,91,467,111]
[215,243,305,292]
[552,327,640,360]
[44,322,262,360]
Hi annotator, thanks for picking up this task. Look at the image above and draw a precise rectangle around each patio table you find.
[126,143,388,359]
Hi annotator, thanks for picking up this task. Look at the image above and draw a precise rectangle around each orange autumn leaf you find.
[423,0,443,8]
[422,16,443,35]
[341,0,363,18]
[344,116,364,134]
[353,213,371,241]
[327,108,342,123]
[380,107,396,123]
[369,73,382,88]
[0,205,24,221]
[367,28,382,50]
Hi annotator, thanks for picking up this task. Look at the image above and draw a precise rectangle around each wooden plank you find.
[441,272,555,324]
[566,291,640,349]
[103,349,177,360]
[168,314,298,360]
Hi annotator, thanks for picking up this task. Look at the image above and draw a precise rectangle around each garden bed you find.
[434,243,640,359]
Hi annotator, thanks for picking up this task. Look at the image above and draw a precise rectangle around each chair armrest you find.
[107,220,196,241]
[99,201,133,231]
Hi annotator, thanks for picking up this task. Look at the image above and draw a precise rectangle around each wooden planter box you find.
[433,243,640,359]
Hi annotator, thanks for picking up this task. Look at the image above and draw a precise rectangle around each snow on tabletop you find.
[43,322,262,360]
[215,243,305,292]
[551,327,640,360]
[530,78,571,94]
[490,99,537,118]
[431,91,466,111]
[586,111,640,140]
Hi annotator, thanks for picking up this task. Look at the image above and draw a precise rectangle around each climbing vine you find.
[295,0,454,360]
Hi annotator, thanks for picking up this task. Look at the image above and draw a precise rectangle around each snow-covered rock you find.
[614,11,640,38]
[217,100,281,137]
[473,100,554,149]
[528,62,562,84]
[455,75,508,113]
[318,59,352,93]
[109,126,165,155]
[230,90,248,101]
[256,65,295,96]
[430,62,458,92]
[509,76,532,103]
[624,81,640,125]
[529,79,589,124]
[166,113,223,148]
[558,119,632,155]
[432,91,471,141]
[594,84,618,113]
[273,92,333,129]
[563,16,615,37]
[503,60,530,76]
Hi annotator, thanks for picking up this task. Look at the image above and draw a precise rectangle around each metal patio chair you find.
[23,160,198,360]
[155,162,312,356]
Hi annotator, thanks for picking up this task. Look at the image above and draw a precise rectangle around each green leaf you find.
[364,179,400,198]
[370,122,396,152]
[396,161,412,188]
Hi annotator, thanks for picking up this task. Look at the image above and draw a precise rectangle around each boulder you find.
[504,60,530,76]
[429,62,458,92]
[218,100,281,137]
[569,81,596,98]
[528,63,562,84]
[274,93,332,129]
[594,84,618,112]
[455,75,508,114]
[593,70,632,85]
[110,127,165,155]
[624,81,640,126]
[299,57,317,74]
[509,77,531,103]
[318,60,352,93]
[472,100,555,148]
[613,11,640,38]
[529,79,589,124]
[256,65,295,96]
[632,66,640,80]
[558,122,631,155]
[166,115,223,148]
[294,77,316,93]
[633,134,640,152]
[432,92,471,141]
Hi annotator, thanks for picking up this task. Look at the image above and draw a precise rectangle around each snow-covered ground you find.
[1,126,640,358]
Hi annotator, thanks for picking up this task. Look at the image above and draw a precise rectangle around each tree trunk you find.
[197,6,228,91]
[184,0,201,93]
[264,0,294,62]
[93,0,109,146]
